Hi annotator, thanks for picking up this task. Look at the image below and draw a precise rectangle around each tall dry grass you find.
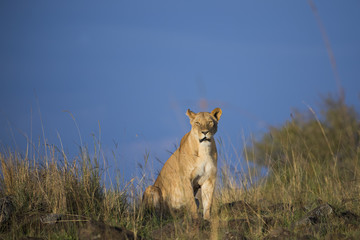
[0,96,359,239]
[213,97,360,238]
[0,142,129,238]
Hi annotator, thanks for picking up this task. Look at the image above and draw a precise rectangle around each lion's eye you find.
[195,122,200,126]
[208,121,214,126]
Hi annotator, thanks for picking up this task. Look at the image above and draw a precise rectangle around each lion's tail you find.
[142,185,163,213]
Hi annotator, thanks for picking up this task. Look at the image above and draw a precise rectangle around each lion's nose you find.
[202,131,209,135]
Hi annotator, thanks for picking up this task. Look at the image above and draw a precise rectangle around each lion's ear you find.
[186,109,196,120]
[211,108,222,121]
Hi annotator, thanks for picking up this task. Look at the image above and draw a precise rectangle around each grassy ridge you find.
[0,95,359,239]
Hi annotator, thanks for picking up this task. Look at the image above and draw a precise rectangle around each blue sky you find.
[1,1,359,181]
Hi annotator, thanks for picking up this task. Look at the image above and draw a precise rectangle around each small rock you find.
[40,213,63,224]
[293,203,334,228]
[0,196,14,228]
[308,203,333,219]
[303,199,325,212]
[338,210,360,225]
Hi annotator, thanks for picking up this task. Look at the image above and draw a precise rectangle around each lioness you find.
[143,108,222,219]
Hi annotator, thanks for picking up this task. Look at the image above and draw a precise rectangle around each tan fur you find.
[143,108,222,219]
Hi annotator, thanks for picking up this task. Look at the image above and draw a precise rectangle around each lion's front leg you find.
[170,178,199,219]
[183,180,199,219]
[201,177,216,220]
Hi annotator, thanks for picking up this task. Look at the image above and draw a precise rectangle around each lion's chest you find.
[191,142,216,186]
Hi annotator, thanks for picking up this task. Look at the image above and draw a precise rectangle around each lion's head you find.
[186,108,222,143]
